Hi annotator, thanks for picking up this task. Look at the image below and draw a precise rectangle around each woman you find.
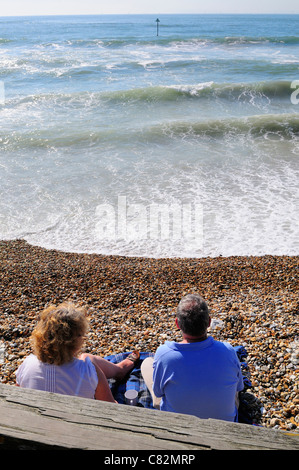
[16,302,139,402]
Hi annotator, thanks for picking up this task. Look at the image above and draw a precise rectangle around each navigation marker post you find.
[156,18,160,36]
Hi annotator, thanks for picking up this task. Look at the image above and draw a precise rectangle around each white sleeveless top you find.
[16,354,98,399]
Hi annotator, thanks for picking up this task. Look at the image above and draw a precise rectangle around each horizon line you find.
[1,12,299,18]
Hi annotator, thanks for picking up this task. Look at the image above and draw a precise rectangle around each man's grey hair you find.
[176,293,210,336]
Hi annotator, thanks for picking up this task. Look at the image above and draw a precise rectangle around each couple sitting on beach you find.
[16,294,244,422]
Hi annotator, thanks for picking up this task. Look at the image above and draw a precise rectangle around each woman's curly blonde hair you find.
[30,302,89,365]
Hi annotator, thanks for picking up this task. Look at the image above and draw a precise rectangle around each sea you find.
[0,14,298,258]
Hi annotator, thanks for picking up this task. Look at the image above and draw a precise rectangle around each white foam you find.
[6,143,297,259]
[165,82,214,96]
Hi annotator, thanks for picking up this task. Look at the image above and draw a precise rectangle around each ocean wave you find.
[1,113,298,150]
[89,80,298,103]
[6,34,298,52]
[61,35,299,48]
[146,113,299,141]
[213,35,299,45]
[164,81,295,100]
[0,128,117,149]
[0,38,13,44]
[5,80,294,108]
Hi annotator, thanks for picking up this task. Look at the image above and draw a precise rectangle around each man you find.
[141,293,244,422]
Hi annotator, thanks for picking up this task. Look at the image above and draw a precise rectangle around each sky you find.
[0,0,299,16]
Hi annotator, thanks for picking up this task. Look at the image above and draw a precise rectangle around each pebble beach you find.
[0,239,298,431]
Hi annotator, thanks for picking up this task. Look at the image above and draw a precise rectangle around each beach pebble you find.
[0,239,298,432]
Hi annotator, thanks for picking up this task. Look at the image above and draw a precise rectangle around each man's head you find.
[176,293,210,338]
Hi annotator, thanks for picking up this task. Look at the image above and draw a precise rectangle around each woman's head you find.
[31,302,89,365]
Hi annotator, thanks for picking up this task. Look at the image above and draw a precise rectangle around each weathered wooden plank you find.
[0,384,298,450]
